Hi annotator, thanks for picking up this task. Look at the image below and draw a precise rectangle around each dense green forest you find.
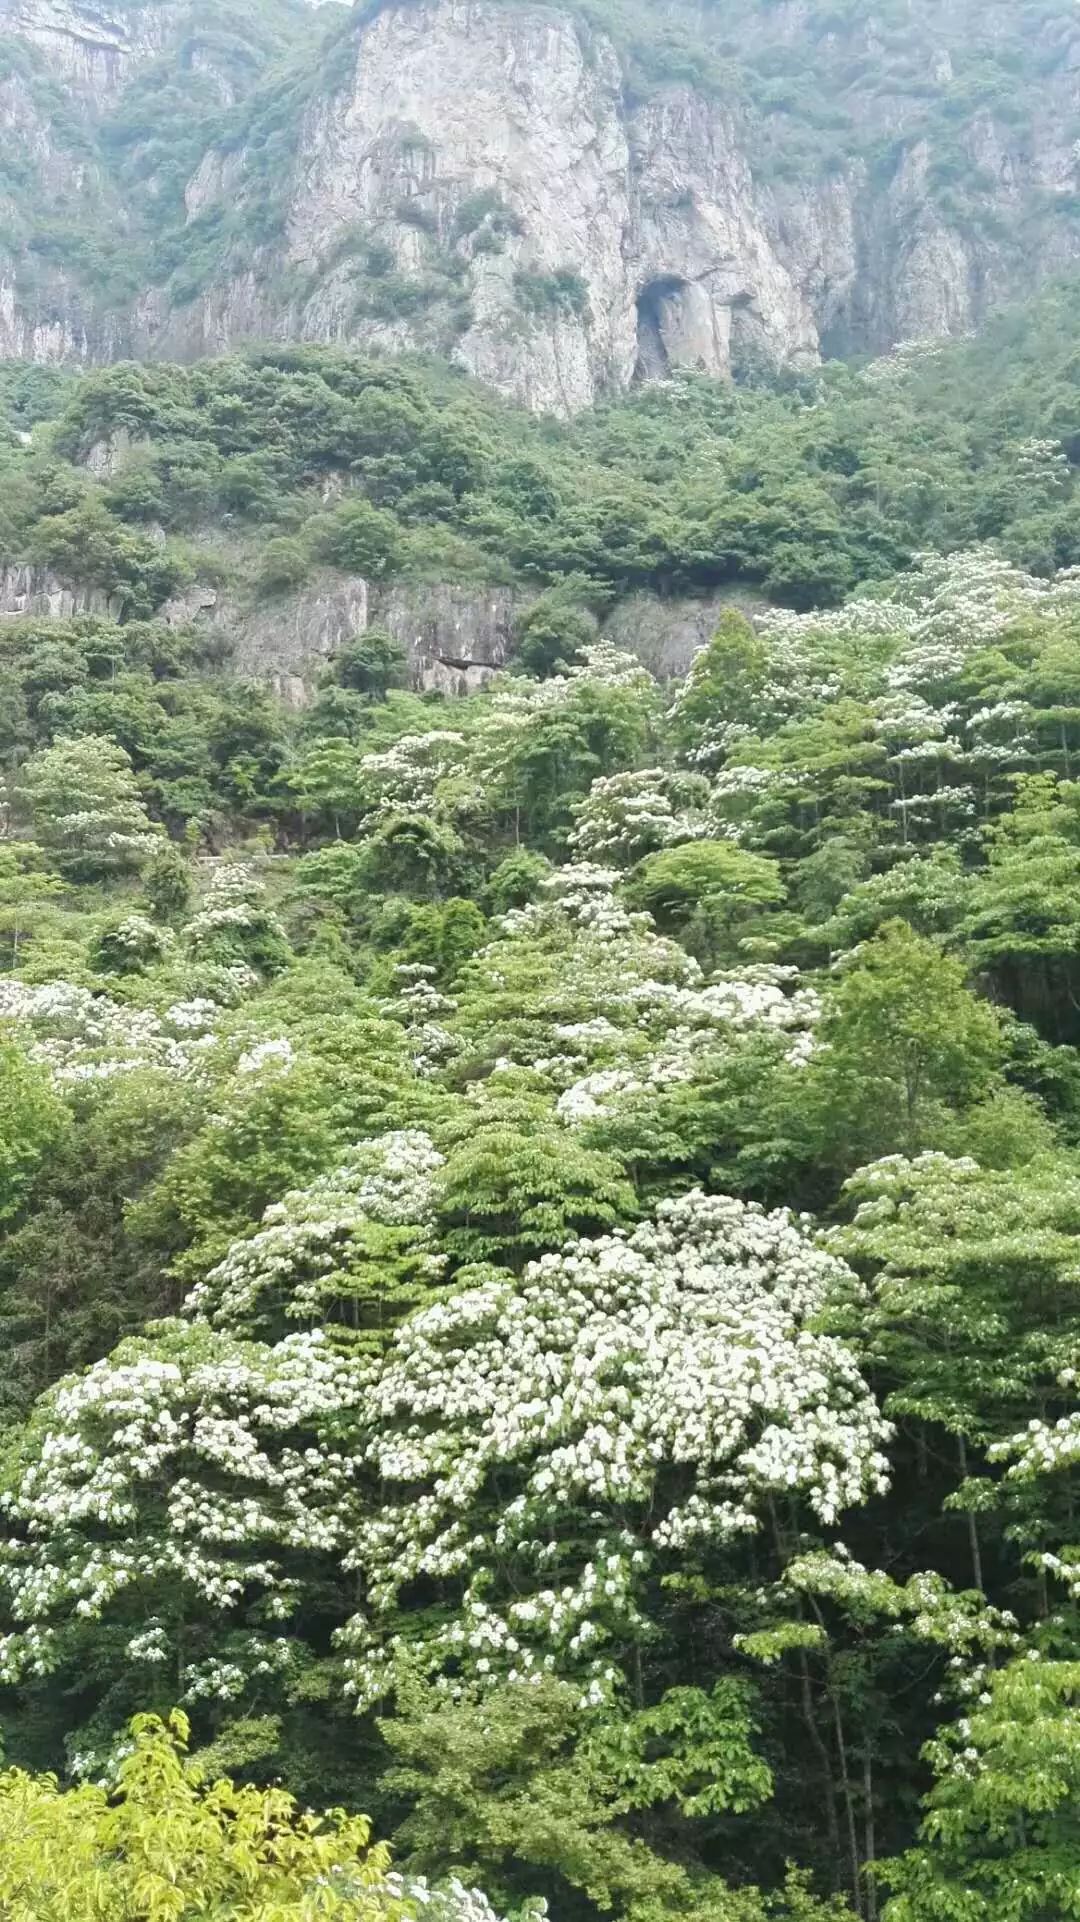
[6,280,1080,635]
[9,280,1080,1913]
[4,288,1076,1922]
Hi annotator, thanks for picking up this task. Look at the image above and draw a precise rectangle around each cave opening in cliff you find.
[634,275,688,383]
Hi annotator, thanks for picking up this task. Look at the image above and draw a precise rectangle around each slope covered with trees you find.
[4,283,1080,648]
[4,262,1080,1918]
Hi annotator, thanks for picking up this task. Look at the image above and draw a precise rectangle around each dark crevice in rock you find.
[634,274,688,383]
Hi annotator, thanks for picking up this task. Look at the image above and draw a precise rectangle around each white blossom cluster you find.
[496,640,651,696]
[383,1874,545,1922]
[700,549,1080,847]
[1013,435,1069,494]
[755,598,909,651]
[710,764,783,804]
[752,549,1080,698]
[991,1411,1080,1483]
[464,647,653,807]
[357,732,468,819]
[185,862,285,953]
[0,979,220,1086]
[0,1327,366,1694]
[569,768,712,864]
[891,784,977,826]
[779,1548,1019,1666]
[833,1150,982,1231]
[185,1131,445,1335]
[556,966,820,1123]
[859,336,956,384]
[535,862,642,935]
[236,1036,296,1077]
[494,863,658,948]
[355,646,653,838]
[341,1190,889,1708]
[61,817,159,860]
[466,869,695,1083]
[463,864,819,1108]
[101,914,175,961]
[388,966,464,1078]
[885,547,1080,693]
[670,630,841,773]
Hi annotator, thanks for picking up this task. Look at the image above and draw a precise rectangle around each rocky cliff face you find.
[0,552,766,705]
[5,0,1080,409]
[135,0,847,408]
[0,0,324,361]
[0,0,171,95]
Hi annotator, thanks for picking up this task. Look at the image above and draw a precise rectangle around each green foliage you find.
[0,1709,403,1922]
[435,1118,636,1267]
[361,812,466,898]
[960,773,1080,1041]
[380,1677,794,1922]
[28,495,189,617]
[513,593,595,679]
[311,499,404,578]
[19,733,160,880]
[627,840,783,922]
[332,626,407,698]
[258,534,311,596]
[12,87,1080,1918]
[12,271,1080,620]
[0,1042,67,1224]
[881,1659,1080,1922]
[513,267,590,320]
[143,841,194,923]
[802,922,1005,1166]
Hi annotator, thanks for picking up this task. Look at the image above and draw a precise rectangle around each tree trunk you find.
[957,1433,984,1591]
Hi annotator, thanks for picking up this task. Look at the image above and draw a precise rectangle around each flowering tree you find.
[669,608,841,775]
[465,647,656,845]
[831,1151,1080,1456]
[0,977,221,1088]
[184,862,290,976]
[555,963,819,1135]
[18,735,160,880]
[736,1546,1020,1917]
[569,768,712,865]
[186,1130,447,1348]
[0,1322,365,1771]
[127,989,420,1283]
[342,1190,890,1710]
[447,862,701,1077]
[92,912,175,976]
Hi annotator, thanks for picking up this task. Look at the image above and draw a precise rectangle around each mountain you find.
[4,0,1080,410]
[10,7,1080,1917]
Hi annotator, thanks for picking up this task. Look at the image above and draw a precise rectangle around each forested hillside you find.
[7,0,1080,1912]
[2,267,1080,1919]
[5,284,1080,652]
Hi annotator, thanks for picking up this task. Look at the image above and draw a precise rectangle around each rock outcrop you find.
[122,0,1080,411]
[135,0,844,409]
[0,552,742,702]
[4,0,1080,408]
[0,0,172,96]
